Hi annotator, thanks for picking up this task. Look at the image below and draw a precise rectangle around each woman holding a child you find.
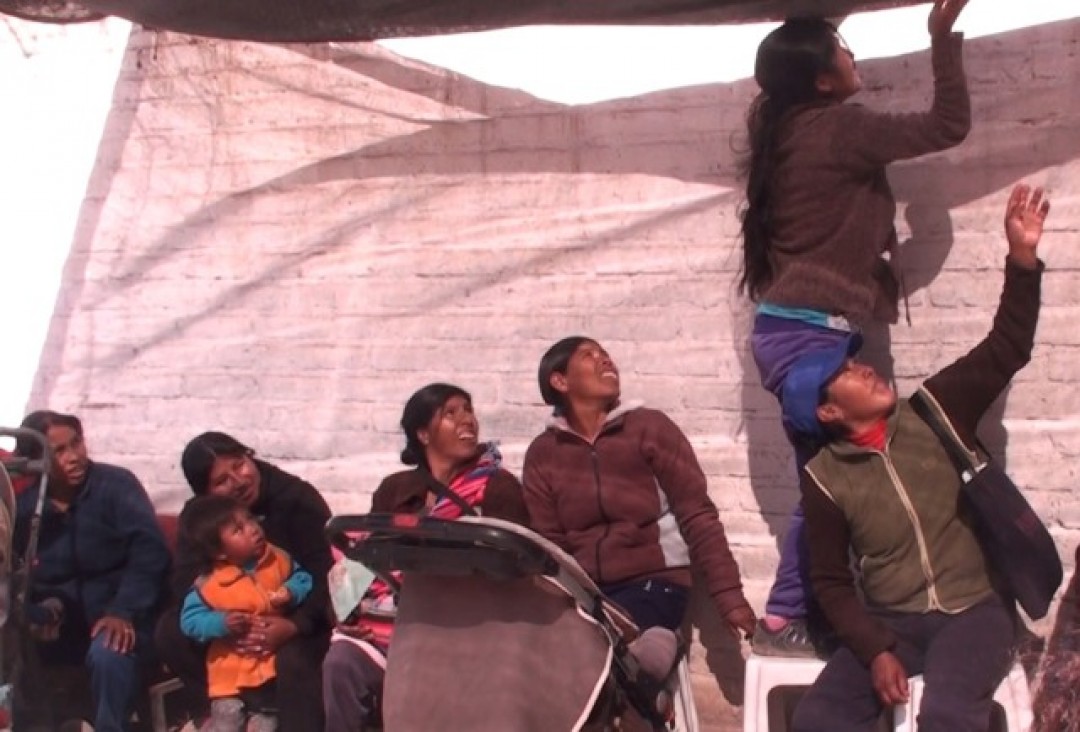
[155,431,334,732]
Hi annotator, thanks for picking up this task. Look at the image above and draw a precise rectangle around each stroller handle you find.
[0,427,51,476]
[326,513,560,581]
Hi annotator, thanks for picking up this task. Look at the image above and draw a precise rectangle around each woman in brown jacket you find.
[523,337,755,638]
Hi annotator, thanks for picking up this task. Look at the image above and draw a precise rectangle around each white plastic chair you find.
[743,654,1031,732]
[147,676,184,732]
[670,655,701,732]
[742,654,825,732]
[893,661,1032,732]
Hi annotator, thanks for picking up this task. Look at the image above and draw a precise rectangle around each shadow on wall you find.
[28,16,1080,712]
[36,22,1079,378]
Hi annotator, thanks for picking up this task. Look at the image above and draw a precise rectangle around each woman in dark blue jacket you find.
[14,410,171,732]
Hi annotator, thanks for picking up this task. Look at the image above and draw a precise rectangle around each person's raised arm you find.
[1001,182,1048,271]
[839,0,971,169]
[923,184,1050,441]
[928,0,969,39]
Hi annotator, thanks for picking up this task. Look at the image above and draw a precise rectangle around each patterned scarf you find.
[428,442,500,519]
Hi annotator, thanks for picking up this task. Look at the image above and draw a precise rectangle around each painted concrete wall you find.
[21,19,1080,729]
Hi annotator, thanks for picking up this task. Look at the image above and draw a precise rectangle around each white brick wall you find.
[24,19,1080,730]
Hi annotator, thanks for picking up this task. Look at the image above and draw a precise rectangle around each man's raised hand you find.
[1004,184,1050,270]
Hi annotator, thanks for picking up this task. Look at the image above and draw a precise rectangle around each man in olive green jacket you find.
[785,184,1050,732]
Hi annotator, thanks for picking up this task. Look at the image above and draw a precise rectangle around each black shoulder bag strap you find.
[908,389,981,475]
[420,469,479,517]
[910,387,1063,620]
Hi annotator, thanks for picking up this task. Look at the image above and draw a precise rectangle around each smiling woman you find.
[400,383,485,487]
[364,382,531,523]
[321,382,529,732]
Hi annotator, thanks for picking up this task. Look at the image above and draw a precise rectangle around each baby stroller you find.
[0,427,51,732]
[326,513,701,732]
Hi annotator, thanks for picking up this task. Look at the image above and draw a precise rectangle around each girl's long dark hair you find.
[738,17,839,300]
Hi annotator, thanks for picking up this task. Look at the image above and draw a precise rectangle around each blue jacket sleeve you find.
[284,560,313,606]
[103,469,172,621]
[179,588,228,642]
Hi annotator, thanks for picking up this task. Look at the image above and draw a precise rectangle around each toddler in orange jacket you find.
[179,495,312,732]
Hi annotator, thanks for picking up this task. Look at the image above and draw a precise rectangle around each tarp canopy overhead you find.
[1,0,924,42]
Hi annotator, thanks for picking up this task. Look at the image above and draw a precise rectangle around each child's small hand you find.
[225,612,252,636]
[267,588,291,608]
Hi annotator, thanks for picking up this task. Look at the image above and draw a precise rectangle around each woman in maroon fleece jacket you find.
[522,337,755,637]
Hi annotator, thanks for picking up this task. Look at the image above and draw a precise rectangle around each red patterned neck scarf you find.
[428,442,501,519]
[850,419,888,452]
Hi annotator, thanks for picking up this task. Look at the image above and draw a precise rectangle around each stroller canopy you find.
[1,0,924,42]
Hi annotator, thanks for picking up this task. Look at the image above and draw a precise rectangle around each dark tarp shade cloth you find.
[1,0,923,42]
